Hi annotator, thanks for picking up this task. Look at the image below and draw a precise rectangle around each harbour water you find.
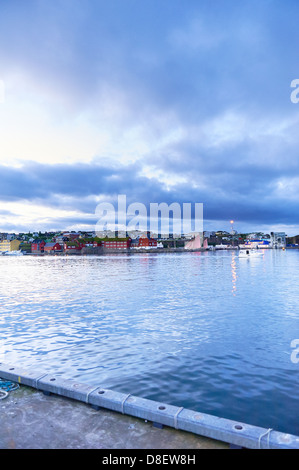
[0,249,299,435]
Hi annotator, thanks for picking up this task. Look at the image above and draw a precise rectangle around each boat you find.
[239,249,263,258]
[3,250,24,256]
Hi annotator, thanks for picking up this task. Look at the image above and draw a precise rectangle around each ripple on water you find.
[0,251,299,434]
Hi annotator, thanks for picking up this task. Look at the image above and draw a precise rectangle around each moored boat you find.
[239,249,263,258]
[3,250,24,256]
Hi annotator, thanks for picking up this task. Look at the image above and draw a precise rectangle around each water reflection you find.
[231,252,237,295]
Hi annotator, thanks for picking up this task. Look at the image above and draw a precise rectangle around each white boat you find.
[3,250,24,256]
[239,249,263,258]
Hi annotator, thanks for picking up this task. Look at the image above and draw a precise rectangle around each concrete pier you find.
[1,363,299,450]
[0,385,227,449]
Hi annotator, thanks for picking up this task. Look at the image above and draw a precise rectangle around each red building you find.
[31,241,46,253]
[138,235,157,248]
[44,242,62,253]
[102,238,131,249]
[64,241,83,253]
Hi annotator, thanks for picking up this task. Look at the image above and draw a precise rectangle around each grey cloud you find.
[0,160,298,227]
[0,1,299,232]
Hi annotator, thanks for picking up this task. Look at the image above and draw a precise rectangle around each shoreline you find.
[13,246,294,256]
[1,246,294,257]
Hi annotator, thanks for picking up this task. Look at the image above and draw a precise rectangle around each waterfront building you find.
[243,239,271,249]
[64,240,83,253]
[64,237,128,251]
[130,238,140,248]
[78,238,100,247]
[137,234,157,248]
[44,242,63,253]
[31,240,46,253]
[102,238,132,249]
[270,232,286,248]
[130,234,157,249]
[0,239,21,252]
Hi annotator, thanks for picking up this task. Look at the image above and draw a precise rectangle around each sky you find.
[0,0,299,235]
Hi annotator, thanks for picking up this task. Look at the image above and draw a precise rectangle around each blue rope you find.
[0,377,19,393]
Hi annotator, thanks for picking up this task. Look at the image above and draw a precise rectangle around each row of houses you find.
[0,234,159,254]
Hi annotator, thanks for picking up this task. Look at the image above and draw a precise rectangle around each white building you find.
[270,232,286,248]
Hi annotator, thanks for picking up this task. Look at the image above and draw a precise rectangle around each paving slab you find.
[0,385,228,449]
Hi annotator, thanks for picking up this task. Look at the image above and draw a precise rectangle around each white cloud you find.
[0,199,95,232]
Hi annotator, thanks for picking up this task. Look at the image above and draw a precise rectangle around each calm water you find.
[1,249,299,434]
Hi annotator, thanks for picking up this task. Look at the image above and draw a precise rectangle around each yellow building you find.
[0,239,21,252]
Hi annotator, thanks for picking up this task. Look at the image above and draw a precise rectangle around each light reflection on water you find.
[0,250,299,434]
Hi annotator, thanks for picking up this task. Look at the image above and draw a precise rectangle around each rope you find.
[258,428,273,449]
[174,407,184,429]
[121,394,131,414]
[0,378,19,392]
[0,377,19,399]
[0,390,8,400]
[85,386,101,404]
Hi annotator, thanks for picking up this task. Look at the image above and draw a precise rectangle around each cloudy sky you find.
[0,0,299,235]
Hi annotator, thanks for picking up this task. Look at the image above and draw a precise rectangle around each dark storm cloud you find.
[0,160,298,227]
[0,0,299,232]
[0,161,167,203]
